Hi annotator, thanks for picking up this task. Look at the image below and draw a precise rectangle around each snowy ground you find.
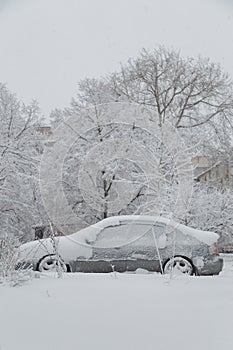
[0,255,233,350]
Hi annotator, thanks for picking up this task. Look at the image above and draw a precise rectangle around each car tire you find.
[37,255,68,273]
[163,256,195,275]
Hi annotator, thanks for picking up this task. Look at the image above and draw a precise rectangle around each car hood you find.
[18,226,99,263]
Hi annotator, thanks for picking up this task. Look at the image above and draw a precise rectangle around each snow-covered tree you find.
[0,83,45,242]
[107,47,233,164]
[50,78,117,128]
[47,101,192,232]
[180,183,233,244]
[48,46,233,236]
[109,46,233,129]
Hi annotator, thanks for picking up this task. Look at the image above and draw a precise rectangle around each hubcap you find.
[164,257,193,275]
[39,256,67,272]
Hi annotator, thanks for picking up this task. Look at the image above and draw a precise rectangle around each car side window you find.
[94,222,155,248]
[94,221,167,249]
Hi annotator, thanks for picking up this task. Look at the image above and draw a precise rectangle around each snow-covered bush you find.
[179,183,233,244]
[0,235,33,286]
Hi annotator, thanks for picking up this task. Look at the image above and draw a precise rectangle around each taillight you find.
[211,242,219,255]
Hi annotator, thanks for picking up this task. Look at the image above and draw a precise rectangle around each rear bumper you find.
[195,255,223,276]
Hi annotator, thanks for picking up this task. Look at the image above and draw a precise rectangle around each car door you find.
[92,220,166,272]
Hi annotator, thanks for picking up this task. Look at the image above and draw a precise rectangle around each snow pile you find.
[0,255,232,350]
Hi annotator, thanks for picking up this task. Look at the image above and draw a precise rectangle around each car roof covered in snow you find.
[90,215,219,245]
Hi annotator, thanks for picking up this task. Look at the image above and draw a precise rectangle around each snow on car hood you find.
[18,225,100,263]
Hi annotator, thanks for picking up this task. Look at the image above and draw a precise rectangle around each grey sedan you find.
[18,215,223,275]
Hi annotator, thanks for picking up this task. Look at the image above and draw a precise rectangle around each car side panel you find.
[70,258,161,273]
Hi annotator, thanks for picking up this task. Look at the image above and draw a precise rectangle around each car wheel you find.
[163,256,194,275]
[37,255,68,273]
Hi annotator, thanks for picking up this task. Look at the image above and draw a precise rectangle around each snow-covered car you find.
[18,215,223,275]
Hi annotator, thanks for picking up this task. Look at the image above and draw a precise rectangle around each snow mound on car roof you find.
[89,215,219,246]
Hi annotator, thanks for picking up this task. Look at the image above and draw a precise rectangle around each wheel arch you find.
[36,254,71,273]
[163,255,198,275]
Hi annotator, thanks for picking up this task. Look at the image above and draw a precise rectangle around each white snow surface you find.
[0,254,232,350]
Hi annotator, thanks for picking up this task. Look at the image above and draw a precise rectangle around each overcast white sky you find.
[0,0,232,118]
